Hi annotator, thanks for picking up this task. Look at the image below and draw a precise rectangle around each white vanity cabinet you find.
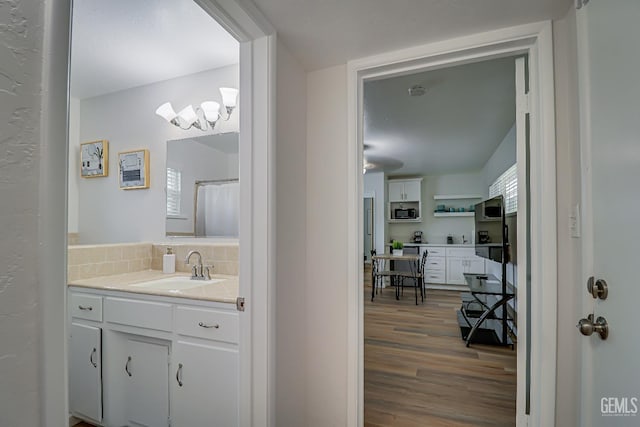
[69,323,103,424]
[68,288,240,427]
[68,292,103,424]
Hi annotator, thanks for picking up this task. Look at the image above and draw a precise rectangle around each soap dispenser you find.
[163,247,176,274]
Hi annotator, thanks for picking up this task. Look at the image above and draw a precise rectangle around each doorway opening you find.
[347,23,558,427]
[363,196,375,263]
[362,55,524,425]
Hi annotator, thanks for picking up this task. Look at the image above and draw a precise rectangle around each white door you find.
[124,339,170,427]
[403,180,421,201]
[388,181,405,201]
[578,1,640,425]
[69,323,102,423]
[446,257,466,285]
[172,341,239,426]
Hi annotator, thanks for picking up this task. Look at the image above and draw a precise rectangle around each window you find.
[166,167,182,216]
[489,163,517,214]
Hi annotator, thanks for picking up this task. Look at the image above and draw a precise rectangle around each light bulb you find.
[178,105,198,126]
[201,101,221,122]
[219,87,238,109]
[155,102,177,122]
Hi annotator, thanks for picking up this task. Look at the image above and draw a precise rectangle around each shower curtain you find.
[195,181,239,237]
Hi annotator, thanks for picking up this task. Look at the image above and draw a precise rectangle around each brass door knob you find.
[577,314,609,340]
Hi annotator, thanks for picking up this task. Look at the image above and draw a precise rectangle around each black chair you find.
[395,249,428,305]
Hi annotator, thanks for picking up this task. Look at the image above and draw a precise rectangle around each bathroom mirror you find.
[165,132,239,237]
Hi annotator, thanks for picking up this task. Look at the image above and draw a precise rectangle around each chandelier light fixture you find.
[155,87,239,131]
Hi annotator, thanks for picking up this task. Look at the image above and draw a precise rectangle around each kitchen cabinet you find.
[388,178,421,201]
[68,288,240,427]
[69,323,103,424]
[446,247,486,285]
[172,341,239,426]
[388,178,423,222]
[123,339,170,427]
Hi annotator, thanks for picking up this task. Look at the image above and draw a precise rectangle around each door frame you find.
[346,21,557,426]
[39,1,276,426]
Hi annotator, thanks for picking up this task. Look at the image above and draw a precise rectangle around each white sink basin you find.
[131,277,223,291]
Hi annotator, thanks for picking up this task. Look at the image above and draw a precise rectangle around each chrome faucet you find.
[185,250,212,280]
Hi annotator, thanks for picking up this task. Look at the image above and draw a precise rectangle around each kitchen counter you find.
[68,270,239,304]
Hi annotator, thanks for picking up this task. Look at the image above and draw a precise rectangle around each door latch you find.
[577,314,609,340]
[587,276,608,300]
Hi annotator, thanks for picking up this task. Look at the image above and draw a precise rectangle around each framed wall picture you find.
[118,149,150,190]
[80,140,108,178]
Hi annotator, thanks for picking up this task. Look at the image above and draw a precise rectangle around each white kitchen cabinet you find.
[172,341,239,427]
[388,178,421,202]
[124,339,170,427]
[446,255,486,285]
[69,323,102,423]
[422,247,446,284]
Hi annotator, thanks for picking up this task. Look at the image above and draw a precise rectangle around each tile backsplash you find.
[68,243,152,281]
[67,242,239,282]
[152,243,239,276]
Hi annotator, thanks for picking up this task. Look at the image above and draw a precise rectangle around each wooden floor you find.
[365,269,516,426]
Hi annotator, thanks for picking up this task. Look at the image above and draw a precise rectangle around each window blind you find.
[166,167,182,216]
[489,163,517,214]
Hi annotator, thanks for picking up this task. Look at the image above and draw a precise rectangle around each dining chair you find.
[395,249,428,305]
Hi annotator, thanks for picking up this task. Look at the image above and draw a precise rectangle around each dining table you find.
[371,253,421,302]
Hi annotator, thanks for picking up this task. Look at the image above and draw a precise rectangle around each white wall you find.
[68,97,80,232]
[0,0,45,424]
[75,65,239,243]
[483,122,516,193]
[388,171,485,244]
[553,6,582,427]
[275,41,309,426]
[306,64,349,426]
[363,171,385,255]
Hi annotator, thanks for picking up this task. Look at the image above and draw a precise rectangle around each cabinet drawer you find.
[70,293,103,322]
[175,306,239,344]
[446,247,475,257]
[104,297,172,332]
[424,272,446,284]
[425,247,445,257]
[424,257,445,271]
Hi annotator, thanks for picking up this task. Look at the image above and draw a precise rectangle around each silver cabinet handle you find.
[90,348,97,368]
[78,305,93,311]
[125,356,132,377]
[198,322,220,329]
[176,363,183,387]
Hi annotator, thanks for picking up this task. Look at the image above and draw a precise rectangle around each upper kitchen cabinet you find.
[388,178,421,202]
[388,178,423,222]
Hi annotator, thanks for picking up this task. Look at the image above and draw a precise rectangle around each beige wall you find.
[553,6,582,427]
[305,64,349,426]
[275,41,309,425]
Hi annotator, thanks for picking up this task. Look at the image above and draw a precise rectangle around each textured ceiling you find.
[364,57,516,176]
[70,0,239,99]
[252,0,572,70]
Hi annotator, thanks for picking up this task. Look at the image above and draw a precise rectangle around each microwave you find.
[395,208,417,219]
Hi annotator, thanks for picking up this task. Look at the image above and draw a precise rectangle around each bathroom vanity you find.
[68,270,241,427]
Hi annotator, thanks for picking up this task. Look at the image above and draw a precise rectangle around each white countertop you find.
[68,270,239,304]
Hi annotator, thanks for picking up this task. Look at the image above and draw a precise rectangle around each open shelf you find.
[433,194,483,200]
[433,212,474,217]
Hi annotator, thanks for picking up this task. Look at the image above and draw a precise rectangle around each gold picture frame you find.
[118,149,150,190]
[80,140,109,178]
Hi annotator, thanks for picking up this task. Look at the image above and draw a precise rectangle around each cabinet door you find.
[388,181,405,201]
[446,257,467,285]
[403,180,421,201]
[465,257,485,275]
[69,323,102,423]
[124,340,170,427]
[173,341,239,427]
